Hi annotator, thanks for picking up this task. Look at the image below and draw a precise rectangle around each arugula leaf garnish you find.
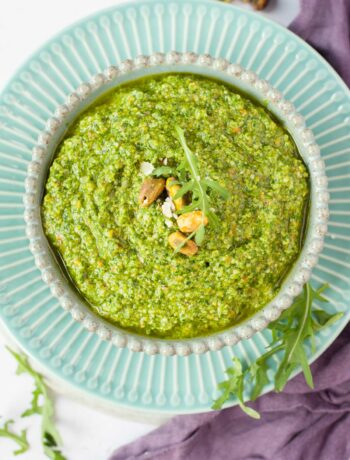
[174,126,228,221]
[152,165,177,177]
[0,419,29,456]
[153,126,229,248]
[7,348,66,460]
[212,283,343,414]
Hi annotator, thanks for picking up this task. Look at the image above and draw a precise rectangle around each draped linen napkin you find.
[290,0,350,87]
[110,1,350,458]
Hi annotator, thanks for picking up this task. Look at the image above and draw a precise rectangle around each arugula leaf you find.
[7,348,66,460]
[195,224,206,245]
[150,127,230,250]
[202,179,230,200]
[172,180,194,200]
[212,358,260,418]
[274,283,314,391]
[212,283,343,417]
[248,360,269,402]
[312,311,344,331]
[43,432,67,460]
[173,126,229,246]
[0,419,29,456]
[22,385,42,418]
[152,165,177,177]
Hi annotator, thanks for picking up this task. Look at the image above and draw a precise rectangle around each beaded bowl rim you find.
[23,51,329,356]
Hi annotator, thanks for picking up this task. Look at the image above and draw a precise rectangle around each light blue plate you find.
[0,0,349,414]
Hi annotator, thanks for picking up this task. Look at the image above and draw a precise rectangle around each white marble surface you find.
[0,1,300,459]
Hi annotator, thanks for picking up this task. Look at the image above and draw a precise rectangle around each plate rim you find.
[1,310,349,414]
[1,0,350,106]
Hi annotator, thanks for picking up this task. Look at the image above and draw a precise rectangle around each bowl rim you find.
[23,51,329,356]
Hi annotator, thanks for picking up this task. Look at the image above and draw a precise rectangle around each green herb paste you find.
[42,74,309,339]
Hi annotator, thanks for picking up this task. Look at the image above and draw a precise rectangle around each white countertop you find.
[0,1,299,459]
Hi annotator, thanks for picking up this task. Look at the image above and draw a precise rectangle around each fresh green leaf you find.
[274,362,294,392]
[173,180,194,200]
[175,126,201,178]
[170,126,230,247]
[0,419,29,456]
[212,283,343,417]
[238,402,260,419]
[206,209,220,228]
[275,283,314,391]
[202,179,230,200]
[152,166,177,177]
[314,283,329,298]
[7,348,66,460]
[43,432,66,460]
[235,371,260,419]
[212,357,242,410]
[150,127,230,249]
[177,203,196,214]
[195,225,205,246]
[296,347,314,388]
[312,310,344,331]
[22,386,42,417]
[249,361,269,401]
[212,358,260,417]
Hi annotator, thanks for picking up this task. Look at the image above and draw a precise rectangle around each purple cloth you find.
[110,2,350,459]
[290,0,350,87]
[111,326,350,460]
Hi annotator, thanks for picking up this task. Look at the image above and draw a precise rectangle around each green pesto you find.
[42,74,309,339]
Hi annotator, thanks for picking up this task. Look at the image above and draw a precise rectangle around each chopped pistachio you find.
[139,178,165,207]
[168,231,198,256]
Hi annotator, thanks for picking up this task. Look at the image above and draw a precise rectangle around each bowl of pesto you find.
[25,52,328,355]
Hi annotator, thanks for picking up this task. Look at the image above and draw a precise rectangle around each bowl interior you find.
[31,59,326,353]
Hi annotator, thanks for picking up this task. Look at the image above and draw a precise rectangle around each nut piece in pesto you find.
[139,178,165,207]
[177,211,209,233]
[168,231,198,256]
[166,177,186,211]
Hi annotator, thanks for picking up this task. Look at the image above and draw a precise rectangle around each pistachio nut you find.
[166,177,186,211]
[177,211,208,233]
[168,231,198,256]
[139,178,165,207]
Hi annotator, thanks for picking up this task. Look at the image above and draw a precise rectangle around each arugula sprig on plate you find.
[212,283,343,416]
[4,348,66,460]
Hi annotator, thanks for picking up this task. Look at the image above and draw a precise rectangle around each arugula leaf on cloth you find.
[0,419,29,456]
[212,283,343,415]
[7,348,66,460]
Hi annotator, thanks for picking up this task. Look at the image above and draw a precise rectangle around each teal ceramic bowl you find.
[23,52,328,355]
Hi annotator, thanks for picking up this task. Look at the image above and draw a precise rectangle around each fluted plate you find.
[0,0,349,414]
